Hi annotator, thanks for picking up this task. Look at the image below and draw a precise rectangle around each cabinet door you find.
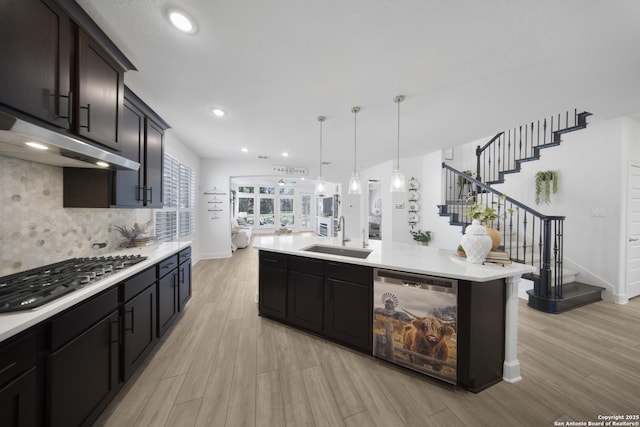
[178,261,192,311]
[48,310,119,427]
[123,284,157,381]
[158,271,178,337]
[0,0,70,128]
[0,369,37,427]
[259,265,287,320]
[324,278,372,352]
[76,29,124,151]
[113,100,144,207]
[144,118,164,207]
[288,271,323,332]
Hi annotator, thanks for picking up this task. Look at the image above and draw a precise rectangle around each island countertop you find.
[253,235,535,282]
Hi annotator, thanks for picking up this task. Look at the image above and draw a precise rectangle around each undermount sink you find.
[302,244,372,259]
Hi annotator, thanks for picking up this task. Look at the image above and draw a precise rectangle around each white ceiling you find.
[78,0,640,182]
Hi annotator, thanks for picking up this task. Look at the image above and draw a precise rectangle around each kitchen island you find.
[254,235,535,390]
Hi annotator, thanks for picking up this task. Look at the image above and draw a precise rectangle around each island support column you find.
[503,274,523,383]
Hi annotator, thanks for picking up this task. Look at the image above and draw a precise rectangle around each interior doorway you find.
[368,180,382,240]
[626,163,640,299]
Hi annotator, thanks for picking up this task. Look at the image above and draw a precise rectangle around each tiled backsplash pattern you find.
[0,156,151,276]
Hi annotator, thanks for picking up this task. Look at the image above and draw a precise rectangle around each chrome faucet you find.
[338,215,350,246]
[362,228,368,248]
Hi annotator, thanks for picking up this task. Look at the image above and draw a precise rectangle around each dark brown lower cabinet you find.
[288,270,324,332]
[258,252,288,320]
[258,251,373,353]
[0,368,37,427]
[157,256,179,337]
[48,309,119,427]
[178,258,192,311]
[122,284,157,380]
[324,277,372,352]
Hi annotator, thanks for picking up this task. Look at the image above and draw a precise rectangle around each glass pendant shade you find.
[390,167,406,192]
[348,171,362,194]
[390,95,406,193]
[348,106,362,194]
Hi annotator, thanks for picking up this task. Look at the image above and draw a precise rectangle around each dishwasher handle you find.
[375,269,457,292]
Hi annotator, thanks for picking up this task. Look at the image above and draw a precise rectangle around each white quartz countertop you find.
[253,235,535,282]
[0,241,192,342]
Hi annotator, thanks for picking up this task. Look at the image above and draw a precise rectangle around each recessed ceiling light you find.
[96,161,109,167]
[211,108,226,117]
[282,152,289,157]
[25,142,48,150]
[166,8,197,34]
[241,148,249,153]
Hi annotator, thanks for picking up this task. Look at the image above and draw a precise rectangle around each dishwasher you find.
[373,268,458,384]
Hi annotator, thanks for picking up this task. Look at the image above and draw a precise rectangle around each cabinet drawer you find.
[326,262,372,286]
[259,251,287,269]
[158,255,178,278]
[178,247,192,264]
[0,332,37,386]
[122,266,156,302]
[288,255,324,276]
[50,287,119,350]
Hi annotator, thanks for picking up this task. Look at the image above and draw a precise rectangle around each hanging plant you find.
[535,170,559,205]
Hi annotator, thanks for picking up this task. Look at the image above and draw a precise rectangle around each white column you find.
[503,274,522,383]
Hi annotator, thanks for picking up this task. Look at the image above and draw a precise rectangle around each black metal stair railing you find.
[441,163,565,299]
[475,110,591,184]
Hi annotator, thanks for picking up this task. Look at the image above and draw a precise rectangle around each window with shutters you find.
[155,153,195,242]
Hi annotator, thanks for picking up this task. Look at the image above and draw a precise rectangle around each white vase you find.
[461,220,492,264]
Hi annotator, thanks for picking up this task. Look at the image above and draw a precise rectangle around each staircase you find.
[439,110,603,314]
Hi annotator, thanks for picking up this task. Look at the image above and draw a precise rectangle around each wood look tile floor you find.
[94,241,640,427]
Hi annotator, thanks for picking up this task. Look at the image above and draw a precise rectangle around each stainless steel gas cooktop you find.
[0,255,147,313]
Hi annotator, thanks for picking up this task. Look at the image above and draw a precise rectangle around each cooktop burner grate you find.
[0,254,147,313]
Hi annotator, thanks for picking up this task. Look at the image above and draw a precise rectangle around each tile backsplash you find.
[0,156,152,276]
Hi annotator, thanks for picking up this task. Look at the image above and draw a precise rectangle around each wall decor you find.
[407,177,421,229]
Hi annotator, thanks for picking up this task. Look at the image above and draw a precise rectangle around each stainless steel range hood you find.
[0,111,140,170]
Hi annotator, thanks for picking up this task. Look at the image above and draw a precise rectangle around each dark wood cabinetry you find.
[287,256,324,332]
[62,88,168,208]
[75,28,124,150]
[0,0,71,129]
[178,248,192,310]
[157,255,179,337]
[0,0,134,149]
[0,332,40,427]
[457,279,506,392]
[258,251,373,353]
[122,267,157,381]
[324,263,372,352]
[258,252,288,320]
[48,288,119,427]
[0,246,191,427]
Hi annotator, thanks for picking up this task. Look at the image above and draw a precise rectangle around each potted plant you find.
[410,229,432,245]
[464,194,513,250]
[535,170,559,205]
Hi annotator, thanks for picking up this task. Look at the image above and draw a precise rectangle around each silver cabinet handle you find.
[630,238,639,242]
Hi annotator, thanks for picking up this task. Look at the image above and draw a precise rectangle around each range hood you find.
[0,111,140,170]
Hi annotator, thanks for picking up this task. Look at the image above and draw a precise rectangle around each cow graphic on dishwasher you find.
[373,269,458,384]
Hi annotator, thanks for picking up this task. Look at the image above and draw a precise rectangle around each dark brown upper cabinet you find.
[0,0,135,151]
[74,28,124,151]
[0,0,71,129]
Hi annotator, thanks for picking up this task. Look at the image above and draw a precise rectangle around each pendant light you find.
[315,116,327,197]
[390,95,406,192]
[348,106,362,194]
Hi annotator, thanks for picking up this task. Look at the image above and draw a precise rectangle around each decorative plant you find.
[464,193,515,224]
[410,229,432,243]
[110,220,153,242]
[535,170,559,205]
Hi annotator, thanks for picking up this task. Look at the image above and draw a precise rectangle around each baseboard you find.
[199,251,232,260]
